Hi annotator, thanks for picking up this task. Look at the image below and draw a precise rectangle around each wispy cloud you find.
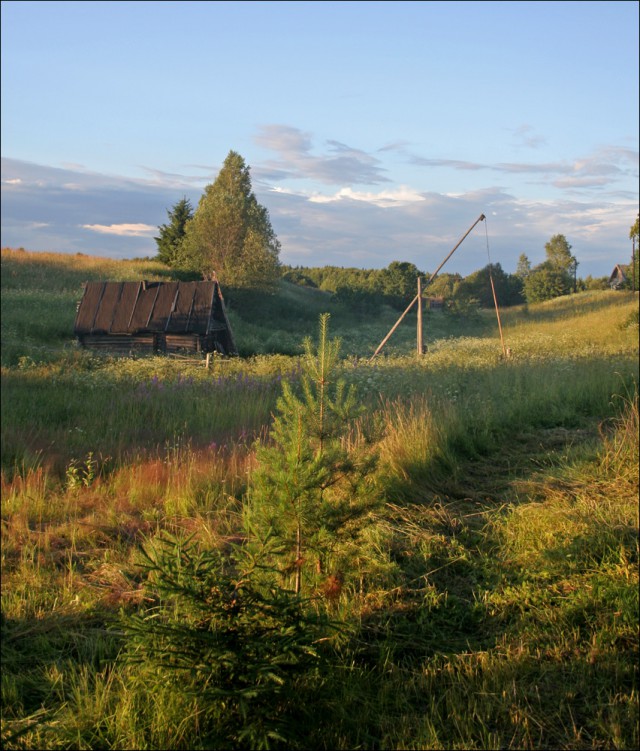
[408,144,638,194]
[409,157,486,171]
[82,223,156,237]
[254,124,390,185]
[138,166,211,189]
[511,125,546,149]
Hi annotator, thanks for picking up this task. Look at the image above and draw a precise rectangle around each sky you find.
[1,0,638,279]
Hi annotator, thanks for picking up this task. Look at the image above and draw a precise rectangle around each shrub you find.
[123,532,334,749]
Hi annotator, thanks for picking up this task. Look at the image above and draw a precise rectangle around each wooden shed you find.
[74,280,237,356]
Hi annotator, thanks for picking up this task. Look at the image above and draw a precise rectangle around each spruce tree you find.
[122,533,333,748]
[154,196,193,266]
[244,314,384,597]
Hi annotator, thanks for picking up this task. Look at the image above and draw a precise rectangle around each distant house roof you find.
[608,264,628,289]
[74,280,237,354]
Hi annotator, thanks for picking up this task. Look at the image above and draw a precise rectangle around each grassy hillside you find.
[1,246,495,364]
[1,248,638,750]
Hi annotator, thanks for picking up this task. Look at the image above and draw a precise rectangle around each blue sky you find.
[1,0,638,277]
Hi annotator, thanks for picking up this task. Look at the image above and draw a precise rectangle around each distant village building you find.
[426,296,445,310]
[74,280,237,356]
[608,265,628,290]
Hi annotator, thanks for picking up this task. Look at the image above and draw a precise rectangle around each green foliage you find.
[522,234,579,303]
[154,196,193,266]
[245,314,385,597]
[283,262,425,312]
[379,260,422,307]
[331,283,380,314]
[545,233,578,276]
[284,265,379,295]
[523,260,574,303]
[281,268,318,288]
[453,263,524,308]
[285,261,529,314]
[628,213,639,290]
[123,532,334,749]
[65,451,97,490]
[180,151,281,289]
[515,252,531,279]
[443,294,482,320]
[423,271,462,299]
[579,274,609,291]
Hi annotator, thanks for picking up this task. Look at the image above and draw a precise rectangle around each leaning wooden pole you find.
[369,214,486,362]
[417,276,424,356]
[425,213,486,286]
[369,293,419,362]
[489,272,507,358]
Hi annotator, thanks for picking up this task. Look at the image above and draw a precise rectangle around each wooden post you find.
[417,277,424,356]
[368,294,419,362]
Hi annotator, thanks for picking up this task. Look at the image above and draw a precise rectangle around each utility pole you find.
[633,237,636,293]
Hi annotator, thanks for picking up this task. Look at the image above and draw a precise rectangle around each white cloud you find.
[308,186,425,207]
[82,223,156,237]
[1,154,637,276]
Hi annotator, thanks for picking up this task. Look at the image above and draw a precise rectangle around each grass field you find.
[1,247,638,749]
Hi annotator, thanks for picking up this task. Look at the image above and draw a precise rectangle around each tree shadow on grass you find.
[323,417,638,747]
[1,607,122,741]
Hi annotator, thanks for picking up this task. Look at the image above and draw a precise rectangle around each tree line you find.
[155,150,638,309]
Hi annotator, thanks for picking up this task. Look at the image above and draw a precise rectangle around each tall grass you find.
[1,248,178,366]
[0,363,286,477]
[1,249,638,749]
[310,391,638,751]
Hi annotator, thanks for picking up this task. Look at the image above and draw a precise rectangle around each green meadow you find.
[1,246,638,750]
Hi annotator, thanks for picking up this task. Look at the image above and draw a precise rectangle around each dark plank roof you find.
[74,281,228,336]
